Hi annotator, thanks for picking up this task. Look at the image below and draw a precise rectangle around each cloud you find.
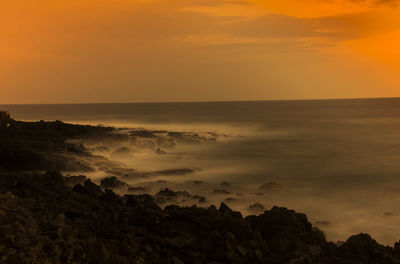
[2,0,398,49]
[351,0,400,6]
[1,0,400,103]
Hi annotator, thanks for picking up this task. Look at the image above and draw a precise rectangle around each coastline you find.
[1,170,400,263]
[1,119,400,263]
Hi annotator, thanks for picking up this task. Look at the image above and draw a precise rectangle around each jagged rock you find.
[1,119,400,264]
[156,188,206,205]
[0,120,117,171]
[73,179,104,197]
[124,194,160,210]
[64,175,87,188]
[246,206,327,263]
[219,202,233,213]
[101,189,123,204]
[0,111,11,128]
[157,188,190,198]
[100,176,129,189]
[340,233,386,255]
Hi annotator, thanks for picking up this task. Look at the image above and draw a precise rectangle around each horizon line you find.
[1,96,400,106]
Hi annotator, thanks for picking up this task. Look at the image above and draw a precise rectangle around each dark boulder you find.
[73,179,104,197]
[64,175,87,188]
[100,176,129,189]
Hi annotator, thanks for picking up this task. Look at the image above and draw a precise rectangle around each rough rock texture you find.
[0,120,212,176]
[0,120,116,172]
[100,176,129,189]
[155,188,206,205]
[2,120,400,263]
[1,171,400,264]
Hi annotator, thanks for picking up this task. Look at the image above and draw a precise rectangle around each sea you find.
[3,98,400,245]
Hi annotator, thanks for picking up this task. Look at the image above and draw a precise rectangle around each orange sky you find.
[1,0,400,103]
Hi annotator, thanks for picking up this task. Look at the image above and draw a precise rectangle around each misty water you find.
[3,98,400,245]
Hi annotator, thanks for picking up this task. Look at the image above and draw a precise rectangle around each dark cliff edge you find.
[0,120,117,172]
[1,120,400,263]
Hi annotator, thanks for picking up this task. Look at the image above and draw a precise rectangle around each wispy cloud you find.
[1,0,400,103]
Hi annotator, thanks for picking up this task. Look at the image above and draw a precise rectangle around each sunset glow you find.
[5,1,400,257]
[1,0,400,103]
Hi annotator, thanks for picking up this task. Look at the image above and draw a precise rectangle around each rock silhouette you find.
[2,120,400,263]
[1,171,400,263]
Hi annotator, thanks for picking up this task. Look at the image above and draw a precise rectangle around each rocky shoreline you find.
[2,171,400,264]
[1,120,400,263]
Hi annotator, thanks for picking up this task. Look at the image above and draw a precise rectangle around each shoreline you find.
[1,119,400,263]
[2,170,400,263]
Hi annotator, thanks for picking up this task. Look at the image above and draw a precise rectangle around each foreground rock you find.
[1,171,400,263]
[100,176,129,189]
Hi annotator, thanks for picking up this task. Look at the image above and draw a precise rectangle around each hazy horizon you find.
[3,95,400,106]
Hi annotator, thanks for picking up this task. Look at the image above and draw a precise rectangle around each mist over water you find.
[4,98,400,245]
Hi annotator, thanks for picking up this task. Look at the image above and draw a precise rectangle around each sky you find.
[1,0,400,104]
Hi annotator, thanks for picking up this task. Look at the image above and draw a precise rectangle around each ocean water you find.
[3,98,400,245]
